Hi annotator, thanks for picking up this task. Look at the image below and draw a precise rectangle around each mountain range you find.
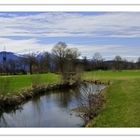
[0,51,20,62]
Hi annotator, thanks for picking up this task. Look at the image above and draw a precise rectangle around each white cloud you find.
[0,12,139,61]
[0,38,54,54]
[0,37,139,61]
[0,12,140,38]
[70,44,140,60]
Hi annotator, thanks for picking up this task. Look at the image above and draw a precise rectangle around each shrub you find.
[77,84,105,123]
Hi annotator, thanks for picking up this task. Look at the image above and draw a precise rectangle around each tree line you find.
[0,42,140,76]
[82,53,140,71]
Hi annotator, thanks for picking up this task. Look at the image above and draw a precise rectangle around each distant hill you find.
[0,51,20,62]
[0,51,117,66]
[105,60,115,64]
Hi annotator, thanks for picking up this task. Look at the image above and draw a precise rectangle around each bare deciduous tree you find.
[52,42,68,74]
[52,42,81,84]
[93,52,103,62]
[113,55,123,71]
[21,53,37,74]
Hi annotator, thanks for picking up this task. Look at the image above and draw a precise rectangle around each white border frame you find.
[0,128,140,136]
[0,5,140,11]
[0,0,140,5]
[0,5,140,136]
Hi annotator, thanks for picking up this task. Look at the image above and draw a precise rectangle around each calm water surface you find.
[0,83,105,127]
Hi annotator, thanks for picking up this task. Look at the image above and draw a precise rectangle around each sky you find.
[0,12,140,61]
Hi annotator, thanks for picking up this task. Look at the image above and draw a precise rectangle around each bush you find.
[77,84,105,123]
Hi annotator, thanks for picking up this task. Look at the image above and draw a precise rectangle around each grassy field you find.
[0,73,60,95]
[0,70,140,127]
[84,70,140,127]
[83,70,140,81]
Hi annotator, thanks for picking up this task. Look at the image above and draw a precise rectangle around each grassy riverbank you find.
[0,73,60,96]
[84,70,140,127]
[0,70,140,127]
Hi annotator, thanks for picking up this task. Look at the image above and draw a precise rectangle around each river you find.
[0,83,105,127]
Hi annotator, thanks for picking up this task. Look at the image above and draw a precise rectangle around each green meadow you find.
[0,73,60,95]
[0,70,140,127]
[84,70,140,127]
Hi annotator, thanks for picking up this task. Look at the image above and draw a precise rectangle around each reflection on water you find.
[0,83,105,127]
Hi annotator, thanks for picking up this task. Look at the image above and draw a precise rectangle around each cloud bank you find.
[0,12,140,38]
[0,12,139,61]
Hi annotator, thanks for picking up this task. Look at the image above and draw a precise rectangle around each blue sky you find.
[0,12,139,61]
